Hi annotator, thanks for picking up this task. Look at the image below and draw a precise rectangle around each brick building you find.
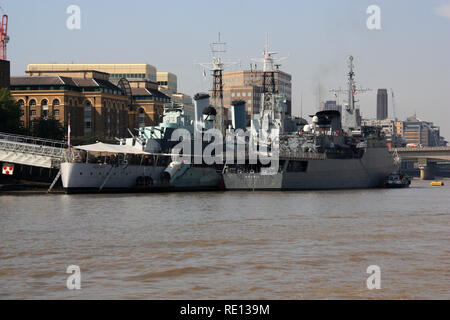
[220,69,292,118]
[10,70,129,142]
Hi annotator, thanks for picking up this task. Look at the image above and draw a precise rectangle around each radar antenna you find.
[330,56,371,132]
[197,33,239,134]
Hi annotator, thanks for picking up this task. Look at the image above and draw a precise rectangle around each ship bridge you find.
[0,132,66,169]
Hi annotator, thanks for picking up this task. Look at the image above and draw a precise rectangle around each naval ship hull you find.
[60,163,223,193]
[60,162,167,193]
[223,147,398,190]
[169,167,223,191]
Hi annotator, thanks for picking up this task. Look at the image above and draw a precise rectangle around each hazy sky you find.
[3,0,450,138]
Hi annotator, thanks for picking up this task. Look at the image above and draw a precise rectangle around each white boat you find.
[60,142,168,193]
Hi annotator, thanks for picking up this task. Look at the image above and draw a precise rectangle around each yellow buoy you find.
[430,181,444,186]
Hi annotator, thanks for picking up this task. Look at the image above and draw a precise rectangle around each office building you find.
[27,63,157,82]
[157,72,177,94]
[322,100,342,114]
[376,89,388,120]
[396,115,445,147]
[221,69,292,118]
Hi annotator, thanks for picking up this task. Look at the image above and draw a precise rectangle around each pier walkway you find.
[0,132,66,169]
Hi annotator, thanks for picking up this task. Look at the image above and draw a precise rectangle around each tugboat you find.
[383,173,411,188]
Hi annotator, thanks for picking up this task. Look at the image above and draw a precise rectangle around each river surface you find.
[0,179,449,299]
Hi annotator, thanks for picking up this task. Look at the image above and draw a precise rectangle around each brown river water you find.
[0,179,449,299]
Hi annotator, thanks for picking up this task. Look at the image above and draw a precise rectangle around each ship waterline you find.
[60,162,222,193]
[60,162,166,192]
[224,147,398,190]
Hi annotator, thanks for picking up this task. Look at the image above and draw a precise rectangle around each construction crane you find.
[0,9,9,60]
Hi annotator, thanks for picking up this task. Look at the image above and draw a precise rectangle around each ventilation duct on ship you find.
[194,93,210,130]
[231,100,246,130]
[315,110,342,133]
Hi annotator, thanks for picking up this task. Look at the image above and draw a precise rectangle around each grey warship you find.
[223,55,399,190]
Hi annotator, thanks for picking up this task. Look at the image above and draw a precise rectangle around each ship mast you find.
[251,33,287,117]
[198,33,238,135]
[330,55,371,133]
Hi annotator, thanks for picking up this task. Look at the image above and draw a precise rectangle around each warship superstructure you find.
[60,35,397,193]
[223,55,399,190]
[138,100,222,190]
[60,101,222,193]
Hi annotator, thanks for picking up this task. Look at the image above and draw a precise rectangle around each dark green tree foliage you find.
[30,117,65,140]
[0,88,22,134]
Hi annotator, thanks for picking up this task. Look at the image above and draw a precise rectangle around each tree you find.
[30,117,65,140]
[0,88,22,134]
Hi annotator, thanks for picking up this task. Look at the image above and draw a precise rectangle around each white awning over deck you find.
[73,142,149,155]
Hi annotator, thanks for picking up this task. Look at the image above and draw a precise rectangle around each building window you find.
[248,92,252,97]
[107,106,111,135]
[18,99,25,106]
[84,101,92,135]
[116,110,120,135]
[30,110,36,116]
[53,109,60,116]
[52,99,60,107]
[41,99,49,118]
[138,108,145,127]
[29,99,36,107]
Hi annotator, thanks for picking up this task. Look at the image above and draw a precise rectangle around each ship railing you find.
[63,148,81,163]
[0,132,66,149]
[279,151,326,160]
[222,151,326,162]
[0,138,66,159]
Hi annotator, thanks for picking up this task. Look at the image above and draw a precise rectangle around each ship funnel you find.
[231,100,246,130]
[194,93,210,129]
[316,110,342,133]
[202,105,217,130]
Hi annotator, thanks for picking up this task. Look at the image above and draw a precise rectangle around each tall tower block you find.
[377,89,388,120]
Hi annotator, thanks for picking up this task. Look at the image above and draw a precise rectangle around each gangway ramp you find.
[0,132,66,169]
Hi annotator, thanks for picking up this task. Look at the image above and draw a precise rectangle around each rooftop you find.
[10,76,122,91]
